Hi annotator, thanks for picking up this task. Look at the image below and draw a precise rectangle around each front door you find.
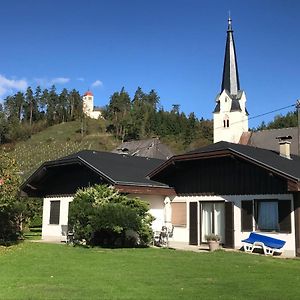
[201,202,225,243]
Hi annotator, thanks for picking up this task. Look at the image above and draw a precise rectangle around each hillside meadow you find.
[3,119,119,178]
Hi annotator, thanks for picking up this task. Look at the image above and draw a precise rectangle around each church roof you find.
[84,91,93,96]
[214,18,245,114]
[213,90,244,113]
[221,18,240,96]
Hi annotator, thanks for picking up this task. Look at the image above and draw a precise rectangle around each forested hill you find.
[1,85,298,178]
[0,86,213,178]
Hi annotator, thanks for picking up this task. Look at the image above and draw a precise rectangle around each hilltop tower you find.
[82,90,102,119]
[213,18,248,143]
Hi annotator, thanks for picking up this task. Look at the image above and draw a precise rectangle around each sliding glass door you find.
[201,202,225,243]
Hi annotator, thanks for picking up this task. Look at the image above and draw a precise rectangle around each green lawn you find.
[0,242,300,300]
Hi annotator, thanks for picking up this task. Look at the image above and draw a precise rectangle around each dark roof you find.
[112,138,174,160]
[21,150,173,197]
[53,150,169,187]
[189,142,300,180]
[243,127,299,155]
[150,141,300,182]
[221,18,240,96]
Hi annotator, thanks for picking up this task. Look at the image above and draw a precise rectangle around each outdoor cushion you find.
[242,232,286,249]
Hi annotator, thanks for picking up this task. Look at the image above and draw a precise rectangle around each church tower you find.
[83,90,94,116]
[213,18,248,143]
[82,90,102,119]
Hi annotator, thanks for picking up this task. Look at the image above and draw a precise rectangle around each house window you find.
[49,200,60,225]
[256,201,279,231]
[241,199,291,233]
[171,202,186,226]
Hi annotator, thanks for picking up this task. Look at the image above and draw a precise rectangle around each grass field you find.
[0,242,300,299]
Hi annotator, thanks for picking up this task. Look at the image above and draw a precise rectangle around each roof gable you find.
[149,142,300,190]
[21,150,174,197]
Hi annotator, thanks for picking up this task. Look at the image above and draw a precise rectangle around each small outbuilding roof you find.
[21,150,175,197]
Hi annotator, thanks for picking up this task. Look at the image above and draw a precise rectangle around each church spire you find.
[221,17,240,96]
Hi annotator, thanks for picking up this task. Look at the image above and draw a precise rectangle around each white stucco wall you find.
[42,196,73,241]
[170,194,296,257]
[129,194,165,231]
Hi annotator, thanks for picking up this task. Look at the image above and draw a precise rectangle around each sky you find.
[0,0,299,127]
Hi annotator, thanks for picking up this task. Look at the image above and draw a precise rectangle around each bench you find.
[242,232,286,256]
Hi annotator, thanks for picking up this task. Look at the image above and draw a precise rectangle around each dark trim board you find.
[115,184,176,196]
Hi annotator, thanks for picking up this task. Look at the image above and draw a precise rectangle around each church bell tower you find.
[213,18,248,143]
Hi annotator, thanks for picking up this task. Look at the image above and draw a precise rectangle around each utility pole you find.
[297,100,300,156]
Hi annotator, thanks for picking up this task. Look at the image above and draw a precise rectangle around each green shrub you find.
[29,215,42,228]
[68,185,154,247]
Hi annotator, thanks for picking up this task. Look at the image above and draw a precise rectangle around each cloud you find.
[50,77,70,85]
[77,77,85,82]
[34,77,70,87]
[91,80,103,88]
[0,74,28,97]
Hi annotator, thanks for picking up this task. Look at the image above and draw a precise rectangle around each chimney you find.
[276,136,292,159]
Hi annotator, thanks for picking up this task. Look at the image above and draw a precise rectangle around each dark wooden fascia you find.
[115,184,176,196]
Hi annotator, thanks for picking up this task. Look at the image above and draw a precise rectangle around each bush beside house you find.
[68,184,154,247]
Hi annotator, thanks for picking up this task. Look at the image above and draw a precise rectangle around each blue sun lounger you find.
[242,232,286,256]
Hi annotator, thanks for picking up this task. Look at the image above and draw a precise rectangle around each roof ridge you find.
[255,127,297,133]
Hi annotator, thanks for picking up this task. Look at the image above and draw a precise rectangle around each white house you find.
[21,150,175,242]
[148,140,300,257]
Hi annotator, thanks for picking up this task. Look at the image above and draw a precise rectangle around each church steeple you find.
[213,18,248,144]
[221,17,240,96]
